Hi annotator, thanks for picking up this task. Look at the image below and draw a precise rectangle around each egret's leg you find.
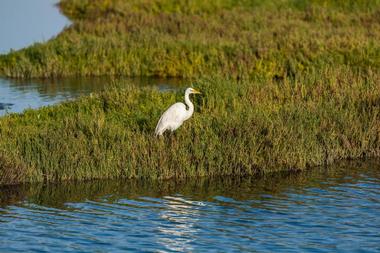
[168,130,177,146]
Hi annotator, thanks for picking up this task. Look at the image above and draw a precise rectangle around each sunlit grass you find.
[0,0,380,185]
[1,70,379,185]
[0,0,379,78]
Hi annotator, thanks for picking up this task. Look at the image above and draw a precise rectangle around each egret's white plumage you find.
[155,87,201,136]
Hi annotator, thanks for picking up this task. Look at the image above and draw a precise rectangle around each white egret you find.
[155,87,201,136]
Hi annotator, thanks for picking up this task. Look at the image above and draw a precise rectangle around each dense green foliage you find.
[0,0,380,185]
[1,71,379,185]
[0,0,379,78]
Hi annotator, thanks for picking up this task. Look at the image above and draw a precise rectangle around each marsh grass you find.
[0,0,380,185]
[0,0,379,78]
[0,69,379,185]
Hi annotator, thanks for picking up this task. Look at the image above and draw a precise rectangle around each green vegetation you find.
[0,0,379,78]
[0,0,380,185]
[1,71,380,185]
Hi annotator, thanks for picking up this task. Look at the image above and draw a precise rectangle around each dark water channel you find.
[1,160,379,252]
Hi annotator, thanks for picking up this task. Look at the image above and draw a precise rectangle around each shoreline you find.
[1,158,377,201]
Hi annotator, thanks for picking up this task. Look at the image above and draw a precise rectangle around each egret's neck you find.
[184,91,194,120]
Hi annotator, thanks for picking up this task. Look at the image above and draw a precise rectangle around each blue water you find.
[1,161,379,252]
[0,1,186,116]
[0,77,185,116]
[0,0,70,54]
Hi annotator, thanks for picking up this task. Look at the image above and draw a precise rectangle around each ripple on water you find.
[0,161,380,252]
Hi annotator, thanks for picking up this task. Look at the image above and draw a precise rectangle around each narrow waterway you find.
[0,77,185,116]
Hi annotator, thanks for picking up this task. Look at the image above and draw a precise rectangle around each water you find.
[0,1,187,116]
[0,77,185,116]
[0,0,70,54]
[1,160,379,252]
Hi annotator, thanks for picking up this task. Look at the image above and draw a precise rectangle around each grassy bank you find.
[0,0,379,78]
[1,70,379,185]
[0,0,380,185]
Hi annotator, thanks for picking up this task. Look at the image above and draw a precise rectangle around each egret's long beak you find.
[192,89,201,94]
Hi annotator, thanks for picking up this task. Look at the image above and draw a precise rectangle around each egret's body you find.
[155,88,201,136]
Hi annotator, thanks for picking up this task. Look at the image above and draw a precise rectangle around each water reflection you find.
[0,160,380,251]
[157,196,201,252]
[0,160,379,252]
[1,159,379,208]
[0,77,185,116]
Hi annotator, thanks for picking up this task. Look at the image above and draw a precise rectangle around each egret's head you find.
[187,87,201,94]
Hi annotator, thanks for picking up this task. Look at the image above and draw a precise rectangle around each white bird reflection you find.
[156,195,206,252]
